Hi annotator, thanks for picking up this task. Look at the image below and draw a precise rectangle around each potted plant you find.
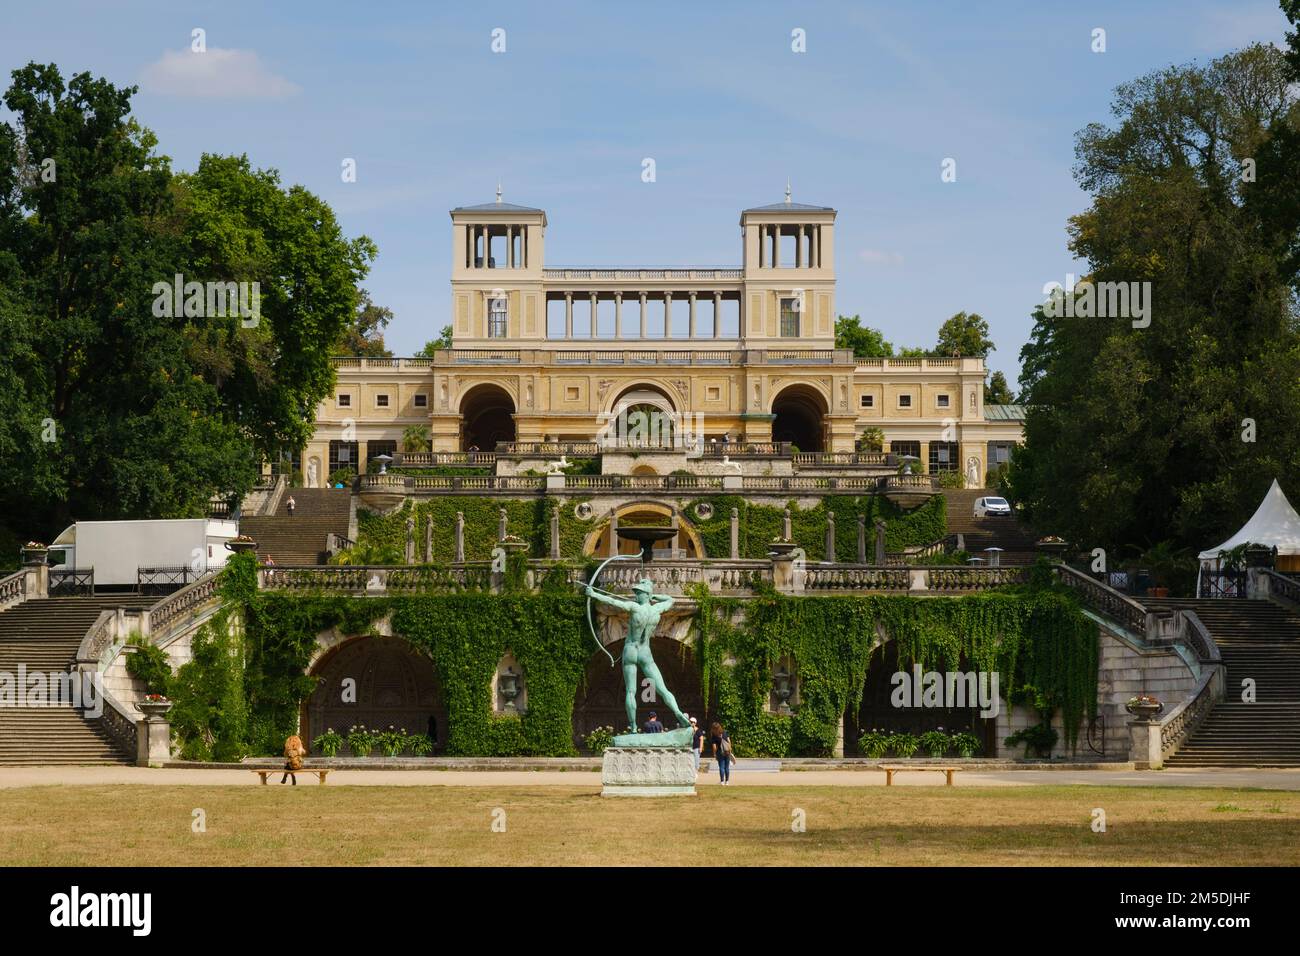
[1125,694,1164,720]
[346,724,375,757]
[951,732,981,758]
[887,732,919,758]
[377,725,407,757]
[919,729,950,758]
[498,534,529,554]
[1035,535,1069,557]
[407,733,435,757]
[313,728,343,757]
[21,541,48,565]
[225,534,257,554]
[136,694,173,717]
[858,729,890,758]
[768,537,799,557]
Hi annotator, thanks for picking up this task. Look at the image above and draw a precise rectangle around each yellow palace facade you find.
[300,193,1024,485]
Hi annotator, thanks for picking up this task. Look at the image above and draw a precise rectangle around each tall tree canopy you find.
[935,311,994,357]
[335,289,393,357]
[834,314,894,357]
[1009,39,1300,555]
[0,63,374,538]
[984,370,1015,405]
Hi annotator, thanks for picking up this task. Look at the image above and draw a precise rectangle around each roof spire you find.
[785,178,792,204]
[496,182,502,204]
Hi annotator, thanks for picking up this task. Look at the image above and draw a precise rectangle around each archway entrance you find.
[844,640,996,756]
[583,504,704,558]
[305,636,447,754]
[572,636,706,747]
[460,384,516,452]
[771,384,828,453]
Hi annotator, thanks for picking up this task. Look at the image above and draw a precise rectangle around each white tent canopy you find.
[1199,479,1300,560]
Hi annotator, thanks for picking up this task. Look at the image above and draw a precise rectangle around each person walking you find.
[710,721,732,785]
[689,715,704,773]
[286,495,296,516]
[643,711,663,733]
[280,734,306,785]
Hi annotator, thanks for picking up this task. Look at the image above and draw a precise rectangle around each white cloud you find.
[140,48,299,99]
[859,249,904,267]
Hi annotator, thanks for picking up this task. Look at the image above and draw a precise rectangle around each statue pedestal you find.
[601,747,697,797]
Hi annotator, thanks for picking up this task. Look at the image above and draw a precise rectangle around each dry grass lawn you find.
[2,784,1298,866]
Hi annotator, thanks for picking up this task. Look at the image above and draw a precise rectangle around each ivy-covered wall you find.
[178,555,1096,760]
[356,493,946,562]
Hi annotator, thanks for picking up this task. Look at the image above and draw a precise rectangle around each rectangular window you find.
[706,386,721,401]
[367,440,397,464]
[891,440,920,460]
[937,394,950,408]
[328,440,358,475]
[899,394,912,408]
[488,295,508,337]
[565,386,580,401]
[414,394,428,408]
[376,394,389,408]
[337,393,352,408]
[779,298,800,337]
[929,441,959,473]
[860,394,874,409]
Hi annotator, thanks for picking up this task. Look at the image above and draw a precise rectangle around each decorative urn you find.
[225,535,258,554]
[136,695,173,718]
[1125,695,1164,720]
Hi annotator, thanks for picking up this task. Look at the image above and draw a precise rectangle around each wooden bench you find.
[251,768,330,785]
[881,765,960,787]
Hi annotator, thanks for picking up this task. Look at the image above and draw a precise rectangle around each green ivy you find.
[185,554,1095,761]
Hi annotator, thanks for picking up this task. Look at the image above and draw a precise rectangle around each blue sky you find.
[0,0,1289,383]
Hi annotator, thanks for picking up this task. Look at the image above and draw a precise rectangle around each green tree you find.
[0,63,375,536]
[834,314,893,357]
[417,326,453,356]
[335,289,393,357]
[402,424,430,454]
[984,370,1015,405]
[1010,42,1300,555]
[936,311,994,357]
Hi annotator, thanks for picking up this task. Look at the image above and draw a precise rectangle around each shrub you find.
[377,726,407,757]
[951,732,981,757]
[125,636,172,696]
[1005,722,1058,758]
[584,725,616,755]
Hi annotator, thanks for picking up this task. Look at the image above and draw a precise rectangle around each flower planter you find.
[136,700,173,718]
[225,538,257,554]
[1125,697,1164,720]
[21,544,49,566]
[768,541,799,557]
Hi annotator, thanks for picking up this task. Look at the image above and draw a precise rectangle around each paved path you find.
[2,766,1299,790]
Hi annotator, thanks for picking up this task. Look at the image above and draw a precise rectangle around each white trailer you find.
[49,519,239,588]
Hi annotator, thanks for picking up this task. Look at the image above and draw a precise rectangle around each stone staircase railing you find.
[255,559,1027,597]
[0,569,27,611]
[1055,564,1151,636]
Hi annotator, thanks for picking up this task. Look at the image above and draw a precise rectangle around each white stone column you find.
[797,225,804,267]
[772,226,780,268]
[590,292,598,338]
[614,292,623,338]
[664,292,673,338]
[565,292,573,339]
[639,292,647,338]
[714,292,722,338]
[507,226,515,268]
[688,292,697,339]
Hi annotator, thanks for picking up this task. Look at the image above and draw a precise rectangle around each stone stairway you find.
[940,489,1039,565]
[240,488,351,565]
[1147,599,1300,768]
[0,596,143,766]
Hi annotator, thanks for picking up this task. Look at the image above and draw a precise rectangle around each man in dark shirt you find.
[690,715,704,772]
[643,712,663,733]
